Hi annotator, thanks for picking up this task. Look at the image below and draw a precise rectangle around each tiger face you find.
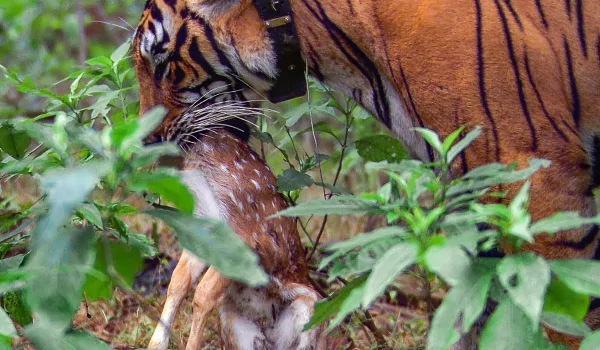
[133,0,278,144]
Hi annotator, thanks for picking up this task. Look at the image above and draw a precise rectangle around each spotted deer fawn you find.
[148,130,326,350]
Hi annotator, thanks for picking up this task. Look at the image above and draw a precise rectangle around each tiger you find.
[133,0,600,348]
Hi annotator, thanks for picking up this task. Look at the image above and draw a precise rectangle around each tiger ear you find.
[185,0,241,20]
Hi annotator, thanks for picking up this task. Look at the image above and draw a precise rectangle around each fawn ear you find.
[185,0,241,19]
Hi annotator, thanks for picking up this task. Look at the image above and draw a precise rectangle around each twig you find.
[358,310,389,349]
[75,0,87,65]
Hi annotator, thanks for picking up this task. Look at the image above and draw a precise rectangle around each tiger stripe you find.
[133,1,600,345]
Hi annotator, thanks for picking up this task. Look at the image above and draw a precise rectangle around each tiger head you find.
[133,0,290,145]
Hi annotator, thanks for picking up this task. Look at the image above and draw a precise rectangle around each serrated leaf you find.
[0,124,30,159]
[427,264,494,350]
[33,162,110,248]
[305,275,367,332]
[581,330,600,350]
[25,227,95,329]
[543,278,590,322]
[145,208,268,286]
[540,312,591,337]
[496,253,550,329]
[550,260,600,297]
[76,203,103,229]
[479,299,545,350]
[271,196,380,218]
[276,168,314,192]
[362,242,418,307]
[355,135,407,163]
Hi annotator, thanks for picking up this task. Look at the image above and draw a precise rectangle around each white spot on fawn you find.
[220,164,229,173]
[247,195,254,204]
[235,161,243,169]
[250,153,257,161]
[251,180,261,190]
[261,203,266,211]
[253,169,261,176]
[232,174,239,181]
[255,213,261,221]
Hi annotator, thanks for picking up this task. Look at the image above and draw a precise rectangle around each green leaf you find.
[362,242,418,307]
[276,168,314,192]
[447,127,481,163]
[540,312,591,337]
[82,239,144,301]
[427,264,494,350]
[24,322,111,350]
[117,106,166,153]
[531,212,600,234]
[76,203,103,229]
[314,182,352,195]
[414,128,443,155]
[479,299,546,350]
[145,208,268,286]
[355,135,407,163]
[25,227,95,329]
[442,126,466,153]
[107,203,137,216]
[2,291,32,327]
[0,306,17,339]
[33,162,110,248]
[543,278,590,322]
[271,196,380,218]
[0,255,24,272]
[305,275,367,331]
[110,41,131,64]
[425,245,472,287]
[550,259,600,297]
[581,330,600,350]
[0,124,30,159]
[448,159,551,197]
[496,253,550,329]
[507,182,533,242]
[130,173,195,215]
[85,56,113,68]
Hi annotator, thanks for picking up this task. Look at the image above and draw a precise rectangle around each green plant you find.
[0,42,266,349]
[274,127,600,349]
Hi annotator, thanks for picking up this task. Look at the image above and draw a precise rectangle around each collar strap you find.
[253,0,306,103]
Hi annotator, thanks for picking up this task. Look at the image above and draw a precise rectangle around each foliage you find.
[0,41,266,348]
[275,128,600,349]
[1,3,599,349]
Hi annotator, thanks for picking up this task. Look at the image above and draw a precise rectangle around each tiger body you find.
[134,0,600,348]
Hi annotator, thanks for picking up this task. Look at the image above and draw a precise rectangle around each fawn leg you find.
[269,285,325,350]
[186,267,231,350]
[148,251,207,349]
